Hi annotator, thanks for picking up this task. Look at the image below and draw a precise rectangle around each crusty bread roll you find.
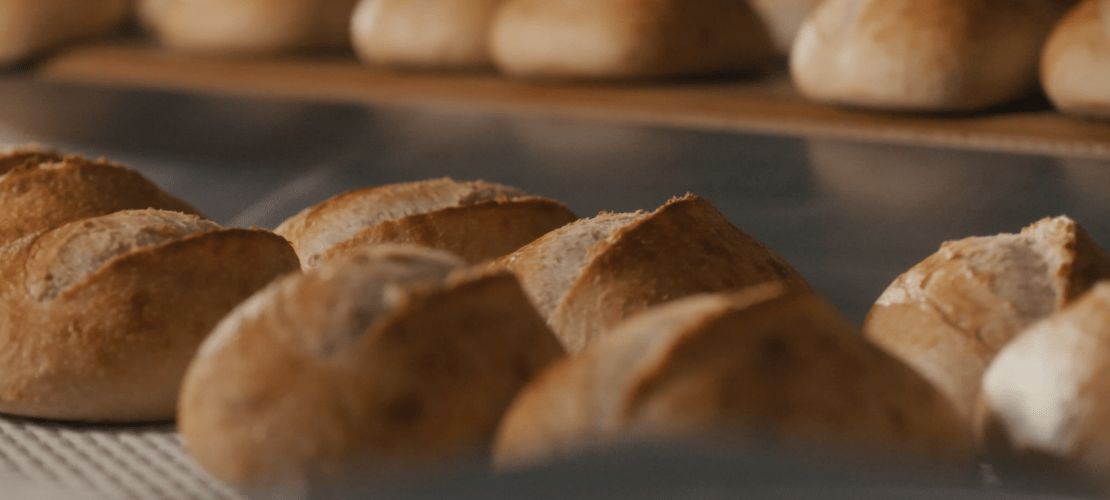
[0,153,200,246]
[0,143,62,172]
[1042,0,1110,119]
[276,177,576,268]
[748,0,824,54]
[791,0,1074,111]
[351,0,506,69]
[496,194,807,353]
[493,284,973,470]
[138,0,360,55]
[864,216,1110,421]
[976,282,1110,490]
[490,0,775,80]
[179,245,564,490]
[0,0,129,66]
[0,209,299,422]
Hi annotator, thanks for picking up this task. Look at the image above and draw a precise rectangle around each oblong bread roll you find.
[351,0,506,69]
[490,0,775,80]
[864,216,1110,421]
[748,0,824,54]
[276,177,576,268]
[138,0,360,55]
[179,245,564,490]
[1042,0,1110,119]
[496,194,807,353]
[0,153,200,246]
[0,210,300,422]
[791,0,1073,111]
[0,0,129,66]
[493,284,973,470]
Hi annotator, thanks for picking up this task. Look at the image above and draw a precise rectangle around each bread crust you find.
[351,0,507,69]
[0,0,129,66]
[1041,0,1110,119]
[748,0,824,54]
[0,144,63,174]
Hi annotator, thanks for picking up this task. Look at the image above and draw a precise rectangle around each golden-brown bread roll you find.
[178,245,564,490]
[864,216,1110,421]
[489,0,775,80]
[0,209,299,422]
[0,0,129,66]
[496,194,808,353]
[351,0,507,69]
[493,284,974,470]
[791,0,1075,111]
[138,0,359,55]
[1042,0,1110,119]
[0,152,200,246]
[748,0,824,54]
[276,177,576,268]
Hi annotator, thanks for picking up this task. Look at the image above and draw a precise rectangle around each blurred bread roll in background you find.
[0,0,129,66]
[748,0,824,54]
[351,0,507,69]
[1041,0,1110,119]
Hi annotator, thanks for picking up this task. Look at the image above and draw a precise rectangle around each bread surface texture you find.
[791,0,1074,111]
[351,0,507,69]
[864,216,1110,421]
[493,284,973,470]
[179,245,564,489]
[139,0,359,54]
[0,210,300,422]
[1042,0,1110,119]
[0,0,129,66]
[490,0,775,80]
[748,0,824,54]
[496,194,808,353]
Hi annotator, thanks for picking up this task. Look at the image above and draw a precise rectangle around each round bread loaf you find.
[864,216,1110,421]
[0,153,200,246]
[0,209,300,422]
[493,284,974,470]
[1042,0,1110,119]
[276,177,576,268]
[179,245,564,491]
[495,194,808,353]
[748,0,824,54]
[0,0,129,66]
[351,0,507,69]
[489,0,775,80]
[790,0,1074,111]
[138,0,360,54]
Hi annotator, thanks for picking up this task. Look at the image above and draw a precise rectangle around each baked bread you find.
[864,216,1110,421]
[0,0,129,66]
[749,0,824,54]
[351,0,507,69]
[0,209,299,422]
[138,0,360,55]
[0,143,62,172]
[493,284,973,470]
[1041,0,1110,119]
[275,177,576,268]
[178,245,564,490]
[496,194,808,353]
[489,0,775,80]
[790,0,1075,111]
[976,281,1110,490]
[0,153,200,246]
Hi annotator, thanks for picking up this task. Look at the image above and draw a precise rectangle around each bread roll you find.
[138,0,359,55]
[0,0,129,66]
[351,0,506,69]
[864,216,1110,421]
[493,284,973,470]
[0,153,200,246]
[791,0,1074,111]
[1042,0,1110,119]
[179,245,564,490]
[976,282,1110,490]
[748,0,824,54]
[497,194,807,353]
[0,209,299,422]
[276,177,576,268]
[0,143,62,172]
[490,0,775,80]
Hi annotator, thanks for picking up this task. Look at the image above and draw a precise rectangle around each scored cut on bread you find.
[0,0,129,66]
[275,177,576,268]
[0,210,300,422]
[178,245,564,491]
[493,284,973,470]
[351,0,507,69]
[489,0,775,80]
[1041,0,1110,119]
[790,0,1075,111]
[864,216,1110,421]
[496,194,808,353]
[138,0,360,55]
